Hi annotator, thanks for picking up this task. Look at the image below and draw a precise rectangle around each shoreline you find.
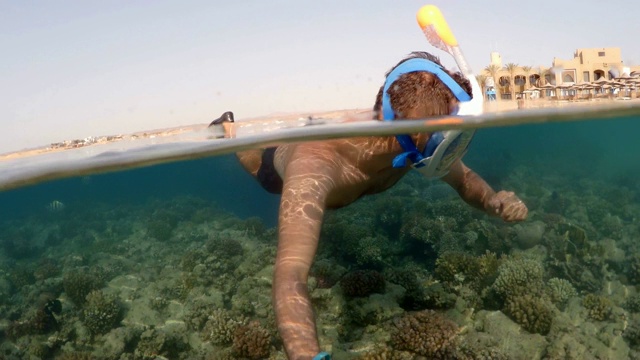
[1,98,637,161]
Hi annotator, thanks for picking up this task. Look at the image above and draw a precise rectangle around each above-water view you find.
[1,110,639,359]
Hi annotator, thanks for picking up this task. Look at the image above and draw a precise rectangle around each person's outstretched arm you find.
[442,159,528,222]
[273,148,337,360]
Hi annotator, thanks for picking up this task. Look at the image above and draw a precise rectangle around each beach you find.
[1,98,638,161]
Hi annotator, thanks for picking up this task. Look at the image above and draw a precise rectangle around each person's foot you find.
[209,111,234,138]
[209,111,234,127]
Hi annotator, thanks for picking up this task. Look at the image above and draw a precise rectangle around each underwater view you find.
[1,113,640,360]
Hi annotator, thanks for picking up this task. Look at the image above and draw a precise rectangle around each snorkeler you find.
[210,51,528,360]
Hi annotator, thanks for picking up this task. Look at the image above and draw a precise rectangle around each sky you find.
[1,0,639,153]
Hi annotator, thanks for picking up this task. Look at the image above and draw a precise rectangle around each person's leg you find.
[237,149,264,178]
[210,111,282,193]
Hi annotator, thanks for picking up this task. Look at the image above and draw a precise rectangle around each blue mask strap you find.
[381,58,470,168]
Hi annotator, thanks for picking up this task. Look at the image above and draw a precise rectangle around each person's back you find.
[272,135,414,209]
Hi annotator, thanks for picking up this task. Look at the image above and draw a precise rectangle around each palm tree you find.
[535,67,551,98]
[536,67,550,86]
[475,74,487,100]
[504,63,519,99]
[484,64,500,100]
[521,66,532,88]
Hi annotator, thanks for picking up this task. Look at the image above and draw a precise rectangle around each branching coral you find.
[354,235,390,268]
[82,290,122,335]
[206,235,244,258]
[628,254,640,285]
[146,209,179,241]
[390,310,459,358]
[232,321,272,359]
[310,259,346,289]
[357,348,415,360]
[340,270,386,298]
[582,294,611,321]
[546,278,577,308]
[134,328,187,359]
[624,295,640,313]
[201,308,248,345]
[63,270,104,306]
[504,294,554,335]
[492,258,544,300]
[436,252,500,292]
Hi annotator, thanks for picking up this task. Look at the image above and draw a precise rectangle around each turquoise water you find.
[1,114,639,359]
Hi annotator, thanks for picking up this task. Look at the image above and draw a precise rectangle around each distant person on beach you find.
[210,51,528,360]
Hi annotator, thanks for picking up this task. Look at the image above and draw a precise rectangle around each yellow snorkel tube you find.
[416,5,483,116]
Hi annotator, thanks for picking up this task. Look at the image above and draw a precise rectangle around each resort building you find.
[482,47,640,100]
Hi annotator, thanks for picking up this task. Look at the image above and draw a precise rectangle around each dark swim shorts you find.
[257,147,283,194]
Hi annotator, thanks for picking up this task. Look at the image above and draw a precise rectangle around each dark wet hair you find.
[373,51,472,119]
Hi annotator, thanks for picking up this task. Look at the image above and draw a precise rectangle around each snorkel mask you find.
[381,5,483,179]
[381,58,481,178]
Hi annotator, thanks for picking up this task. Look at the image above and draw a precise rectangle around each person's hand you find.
[486,190,528,222]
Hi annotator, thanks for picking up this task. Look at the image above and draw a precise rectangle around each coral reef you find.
[2,148,639,360]
[492,258,544,300]
[5,306,59,340]
[628,254,640,285]
[435,251,500,292]
[82,290,123,335]
[512,221,546,249]
[146,208,179,241]
[63,270,104,306]
[231,321,272,359]
[504,294,554,335]
[356,348,415,360]
[206,235,245,258]
[201,308,248,345]
[5,296,62,341]
[582,293,611,321]
[546,277,577,309]
[390,310,458,358]
[134,327,188,359]
[311,259,347,289]
[624,295,640,313]
[340,270,386,298]
[353,235,388,268]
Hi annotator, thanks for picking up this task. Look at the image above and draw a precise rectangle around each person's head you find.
[373,51,472,120]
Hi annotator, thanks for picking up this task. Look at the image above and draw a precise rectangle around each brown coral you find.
[357,348,415,360]
[232,321,272,359]
[340,269,386,298]
[391,310,459,358]
[504,294,554,335]
[582,293,611,321]
[201,308,247,345]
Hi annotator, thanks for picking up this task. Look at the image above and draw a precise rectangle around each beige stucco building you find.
[482,47,640,99]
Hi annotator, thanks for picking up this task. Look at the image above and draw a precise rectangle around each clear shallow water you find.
[1,110,640,359]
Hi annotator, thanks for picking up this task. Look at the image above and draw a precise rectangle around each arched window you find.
[594,70,605,80]
[529,74,540,86]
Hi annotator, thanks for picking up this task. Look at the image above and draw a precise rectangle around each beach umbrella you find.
[615,75,635,82]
